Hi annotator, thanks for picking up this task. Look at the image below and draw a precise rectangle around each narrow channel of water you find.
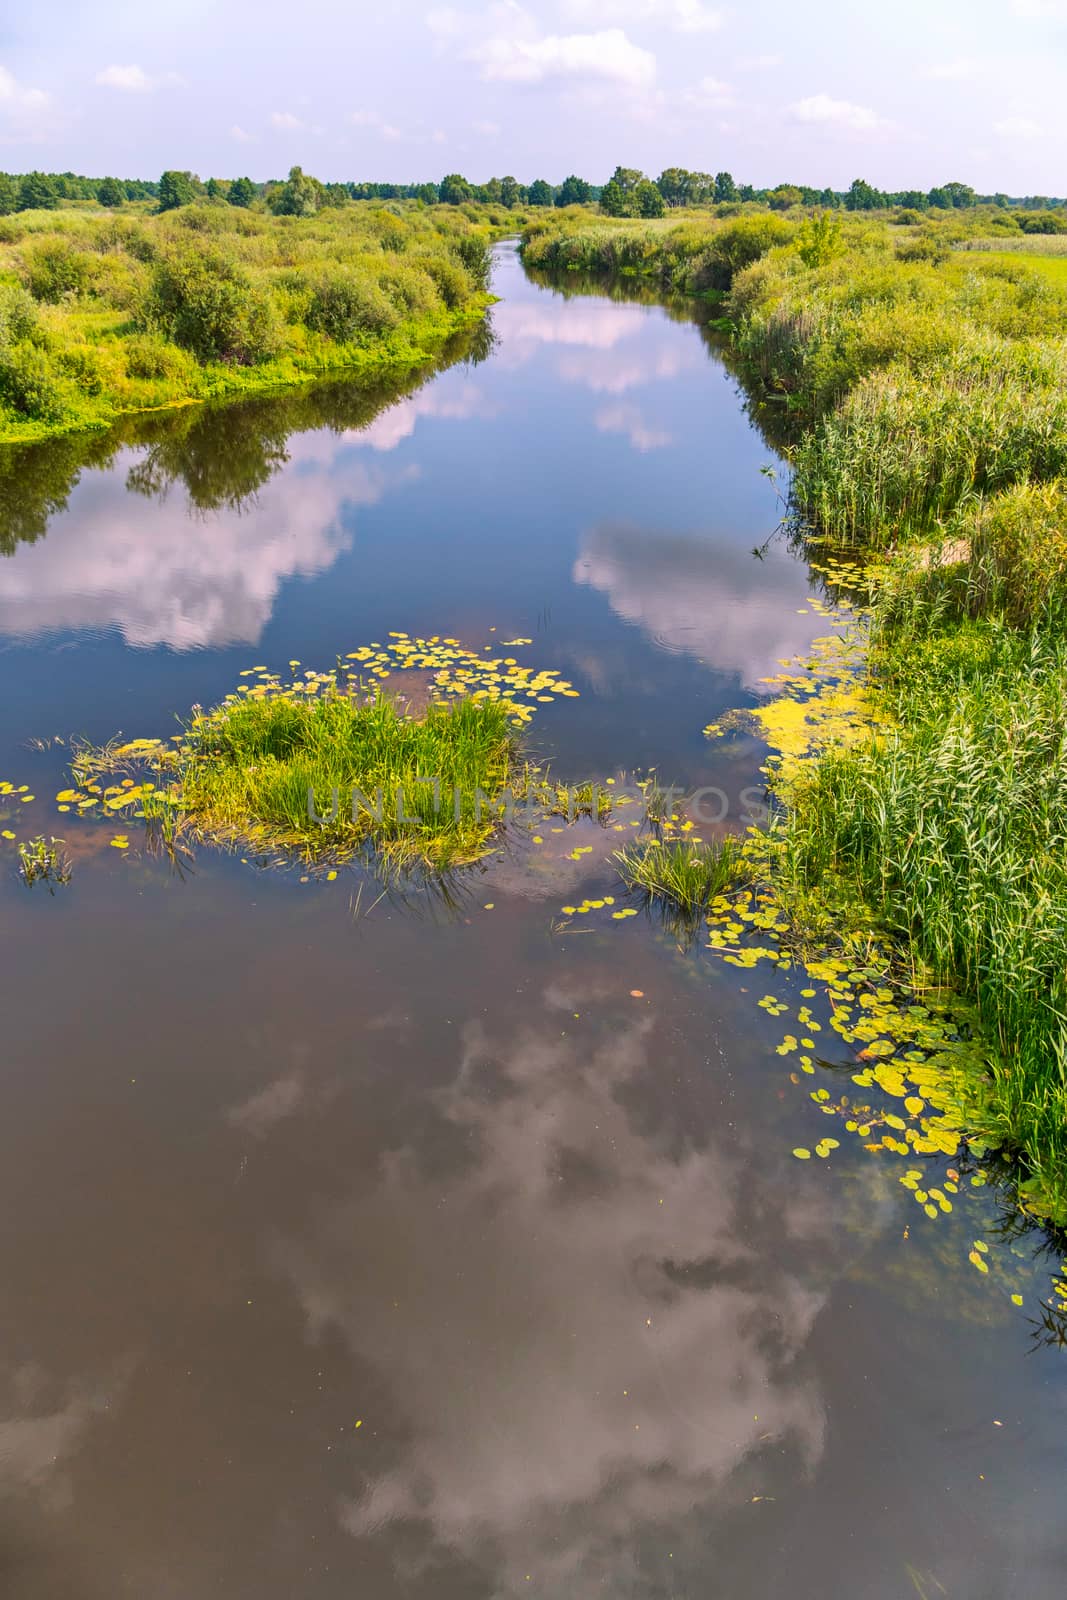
[0,243,1063,1599]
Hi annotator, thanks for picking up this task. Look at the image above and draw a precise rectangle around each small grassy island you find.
[71,637,580,869]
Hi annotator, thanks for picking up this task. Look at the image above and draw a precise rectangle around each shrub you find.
[306,270,400,341]
[23,238,95,302]
[123,332,197,383]
[142,247,281,364]
[420,253,471,309]
[895,231,950,265]
[1016,211,1067,235]
[0,343,63,419]
[0,281,40,346]
[695,215,795,291]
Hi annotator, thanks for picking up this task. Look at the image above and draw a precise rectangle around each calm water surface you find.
[1,245,1065,1598]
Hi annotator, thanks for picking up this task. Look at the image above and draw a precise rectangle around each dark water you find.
[1,245,1065,1599]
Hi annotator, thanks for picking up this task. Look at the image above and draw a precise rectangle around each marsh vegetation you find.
[527,203,1067,1224]
[0,201,495,442]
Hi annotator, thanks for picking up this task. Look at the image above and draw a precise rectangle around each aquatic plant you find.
[70,635,581,870]
[17,834,71,887]
[614,836,748,916]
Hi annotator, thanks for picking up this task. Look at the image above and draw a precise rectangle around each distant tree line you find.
[1,165,1063,219]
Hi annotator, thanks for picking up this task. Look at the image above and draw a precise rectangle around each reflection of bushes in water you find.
[0,318,489,539]
[0,430,121,552]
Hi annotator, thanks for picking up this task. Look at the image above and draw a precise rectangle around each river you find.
[0,242,1063,1599]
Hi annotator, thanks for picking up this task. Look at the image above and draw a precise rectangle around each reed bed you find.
[525,206,1067,1220]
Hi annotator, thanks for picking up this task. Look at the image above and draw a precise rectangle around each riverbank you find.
[522,210,1067,1226]
[0,202,499,444]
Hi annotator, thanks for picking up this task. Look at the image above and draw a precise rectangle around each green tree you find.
[96,176,125,207]
[656,167,692,207]
[714,170,738,202]
[845,177,882,211]
[942,181,976,208]
[204,177,227,201]
[414,182,439,204]
[268,165,323,217]
[439,173,473,204]
[0,174,16,215]
[599,179,628,216]
[500,175,522,208]
[634,179,665,217]
[767,184,803,210]
[158,170,198,211]
[18,171,60,211]
[528,178,554,206]
[926,186,950,209]
[555,174,591,206]
[610,166,644,198]
[228,176,255,208]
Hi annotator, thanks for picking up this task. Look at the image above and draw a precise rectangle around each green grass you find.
[0,201,498,444]
[614,836,748,916]
[526,206,1067,1224]
[17,834,71,887]
[164,690,520,868]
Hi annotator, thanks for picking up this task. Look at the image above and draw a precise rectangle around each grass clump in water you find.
[17,834,71,887]
[615,836,748,916]
[175,689,519,868]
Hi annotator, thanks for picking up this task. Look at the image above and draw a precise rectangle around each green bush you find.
[24,238,95,302]
[142,247,281,364]
[0,342,63,419]
[696,215,795,290]
[123,332,197,382]
[306,270,400,341]
[0,280,39,346]
[895,231,950,265]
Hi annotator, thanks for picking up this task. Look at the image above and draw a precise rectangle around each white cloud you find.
[473,27,656,85]
[0,63,48,111]
[473,118,502,135]
[273,1003,835,1593]
[230,123,255,143]
[95,63,153,92]
[681,73,734,109]
[0,438,413,651]
[920,57,982,80]
[94,63,182,93]
[561,0,723,31]
[1011,0,1067,15]
[349,108,434,142]
[789,92,883,131]
[735,51,783,69]
[993,115,1042,136]
[594,403,671,452]
[270,109,303,129]
[425,5,466,35]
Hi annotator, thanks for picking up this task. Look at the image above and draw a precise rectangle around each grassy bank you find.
[0,202,498,443]
[527,208,1067,1224]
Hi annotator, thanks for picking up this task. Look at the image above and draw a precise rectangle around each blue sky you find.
[2,0,1065,191]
